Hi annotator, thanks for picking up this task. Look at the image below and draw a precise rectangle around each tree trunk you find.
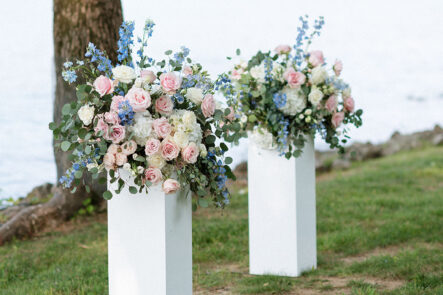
[0,0,122,245]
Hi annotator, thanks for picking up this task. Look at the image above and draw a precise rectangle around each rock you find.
[433,134,443,146]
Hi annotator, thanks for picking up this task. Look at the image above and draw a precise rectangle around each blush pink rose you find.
[126,87,151,112]
[153,117,172,139]
[103,153,116,170]
[140,70,156,83]
[162,179,181,194]
[110,96,126,112]
[107,144,120,155]
[274,44,291,55]
[121,140,137,155]
[231,69,243,81]
[94,117,109,136]
[155,95,174,115]
[325,95,338,112]
[343,97,355,112]
[109,124,126,144]
[283,68,306,88]
[115,152,128,166]
[104,112,120,125]
[144,167,163,184]
[332,112,345,128]
[225,106,235,121]
[182,66,193,76]
[145,138,161,156]
[201,94,216,118]
[333,60,343,76]
[181,142,199,164]
[309,50,324,67]
[161,138,180,161]
[160,72,181,94]
[93,75,114,97]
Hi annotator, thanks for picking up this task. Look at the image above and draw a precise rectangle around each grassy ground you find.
[0,146,442,294]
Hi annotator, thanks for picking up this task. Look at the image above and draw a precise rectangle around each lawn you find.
[0,146,442,294]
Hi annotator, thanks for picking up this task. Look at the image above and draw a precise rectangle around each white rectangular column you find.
[248,137,317,277]
[108,169,192,295]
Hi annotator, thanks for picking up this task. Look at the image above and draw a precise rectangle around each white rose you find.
[250,128,276,150]
[78,105,95,126]
[279,87,306,116]
[342,87,352,99]
[199,144,207,157]
[272,62,285,81]
[173,131,189,148]
[137,166,145,174]
[128,111,154,146]
[123,163,131,171]
[182,111,197,128]
[148,153,166,169]
[308,87,324,106]
[250,64,266,82]
[186,87,204,105]
[134,78,144,88]
[240,114,248,124]
[112,65,136,83]
[310,66,328,85]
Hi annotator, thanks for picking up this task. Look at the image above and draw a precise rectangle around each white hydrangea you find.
[112,65,136,83]
[187,122,202,143]
[173,131,190,148]
[186,87,204,105]
[271,62,285,81]
[78,105,95,126]
[182,111,197,128]
[308,87,324,106]
[250,64,266,82]
[249,128,276,150]
[342,87,352,98]
[310,66,328,85]
[279,87,306,116]
[128,111,154,146]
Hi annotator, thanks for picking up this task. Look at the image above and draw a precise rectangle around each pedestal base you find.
[248,137,317,277]
[108,170,192,295]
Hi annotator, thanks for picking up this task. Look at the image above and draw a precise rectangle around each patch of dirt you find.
[36,212,107,237]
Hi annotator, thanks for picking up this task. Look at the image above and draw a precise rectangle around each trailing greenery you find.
[0,146,442,294]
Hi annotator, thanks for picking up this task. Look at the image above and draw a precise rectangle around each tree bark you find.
[0,0,122,245]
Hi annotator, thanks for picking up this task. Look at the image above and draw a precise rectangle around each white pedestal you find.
[107,170,192,295]
[248,137,317,277]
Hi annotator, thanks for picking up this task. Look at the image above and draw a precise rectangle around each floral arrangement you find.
[49,20,239,207]
[218,16,363,158]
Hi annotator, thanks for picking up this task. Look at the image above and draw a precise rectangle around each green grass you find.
[0,146,442,294]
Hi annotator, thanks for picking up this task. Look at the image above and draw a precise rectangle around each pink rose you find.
[325,95,338,113]
[144,167,163,184]
[153,117,172,139]
[94,117,109,136]
[181,142,199,164]
[332,112,345,128]
[121,140,137,155]
[109,125,126,144]
[160,72,181,94]
[309,50,324,67]
[283,68,306,88]
[333,60,343,76]
[107,144,120,155]
[201,94,215,118]
[162,179,181,194]
[140,70,156,83]
[145,138,161,156]
[93,75,114,97]
[155,95,174,115]
[104,112,120,125]
[126,87,151,112]
[274,44,291,55]
[225,107,235,121]
[103,153,115,170]
[182,66,193,76]
[110,96,126,112]
[343,97,355,112]
[115,152,128,166]
[161,138,179,161]
[231,69,243,81]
